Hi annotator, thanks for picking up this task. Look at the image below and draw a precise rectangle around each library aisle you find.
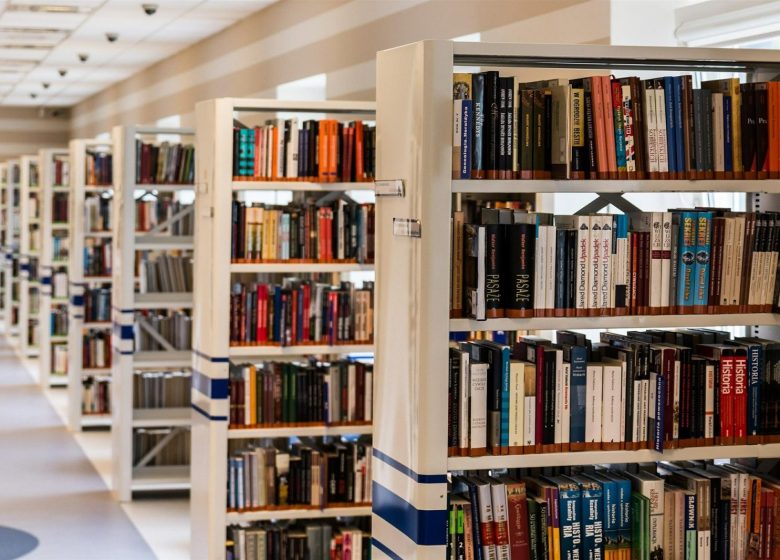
[0,331,183,560]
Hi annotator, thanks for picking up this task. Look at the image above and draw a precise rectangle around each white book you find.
[601,363,622,445]
[286,117,299,178]
[561,362,570,447]
[641,378,650,446]
[534,223,547,312]
[655,83,669,173]
[650,212,663,309]
[585,364,603,444]
[508,361,524,450]
[599,215,612,310]
[554,349,564,446]
[275,118,286,178]
[523,396,535,447]
[705,363,715,439]
[712,93,725,173]
[576,215,590,311]
[459,350,470,452]
[489,479,511,560]
[731,215,746,307]
[633,377,643,445]
[543,224,556,312]
[644,80,659,173]
[721,217,735,306]
[469,362,488,454]
[453,100,464,178]
[589,216,601,309]
[661,211,672,308]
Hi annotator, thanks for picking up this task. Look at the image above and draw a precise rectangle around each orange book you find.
[770,82,780,179]
[354,121,364,181]
[328,121,338,182]
[318,121,328,182]
[601,75,618,179]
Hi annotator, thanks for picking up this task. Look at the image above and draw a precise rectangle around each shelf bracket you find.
[145,205,194,235]
[574,192,642,216]
[133,427,185,468]
[137,316,176,352]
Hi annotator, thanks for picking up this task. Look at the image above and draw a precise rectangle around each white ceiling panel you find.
[0,0,279,106]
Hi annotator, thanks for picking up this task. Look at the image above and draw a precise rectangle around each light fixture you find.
[42,82,49,89]
[58,69,67,77]
[30,92,37,99]
[78,53,88,63]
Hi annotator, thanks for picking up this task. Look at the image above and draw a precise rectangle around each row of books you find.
[134,310,192,352]
[85,194,111,232]
[83,239,112,277]
[136,197,193,234]
[227,440,372,511]
[229,280,374,347]
[28,163,38,188]
[84,287,110,322]
[452,72,780,180]
[454,205,780,320]
[227,519,371,560]
[133,371,191,409]
[51,270,67,300]
[52,236,68,263]
[450,462,780,560]
[82,375,110,414]
[231,200,375,264]
[449,328,780,458]
[135,140,195,185]
[232,119,376,182]
[52,192,68,223]
[50,306,67,336]
[26,322,38,347]
[138,254,192,294]
[53,158,69,188]
[52,344,67,375]
[85,151,112,186]
[228,359,373,428]
[82,330,110,369]
[133,427,190,467]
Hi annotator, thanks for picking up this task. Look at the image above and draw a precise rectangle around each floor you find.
[0,334,190,560]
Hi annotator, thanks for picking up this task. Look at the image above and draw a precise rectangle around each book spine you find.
[505,224,534,318]
[734,351,748,443]
[677,211,697,310]
[721,356,735,446]
[611,81,627,175]
[571,87,586,178]
[583,82,598,178]
[472,74,485,179]
[575,216,590,316]
[644,80,659,176]
[461,101,473,179]
[693,211,712,312]
[568,345,587,447]
[686,492,698,560]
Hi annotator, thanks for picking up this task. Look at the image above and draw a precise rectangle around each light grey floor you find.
[0,336,156,560]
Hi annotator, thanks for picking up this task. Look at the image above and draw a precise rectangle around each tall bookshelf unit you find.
[372,41,780,558]
[38,148,70,387]
[19,154,40,360]
[191,98,376,560]
[4,158,20,340]
[68,138,113,430]
[0,162,8,326]
[111,124,195,500]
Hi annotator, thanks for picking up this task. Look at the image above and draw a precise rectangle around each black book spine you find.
[756,83,769,176]
[506,77,515,178]
[543,91,553,174]
[624,352,635,446]
[554,229,567,311]
[543,351,556,444]
[741,83,757,174]
[684,76,696,175]
[505,223,534,314]
[566,229,577,312]
[484,71,500,178]
[679,353,692,440]
[484,224,504,318]
[584,80,597,177]
[532,90,546,177]
[498,78,507,176]
[448,348,459,451]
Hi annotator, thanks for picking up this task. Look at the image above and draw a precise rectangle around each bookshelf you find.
[4,158,20,340]
[372,40,780,558]
[18,154,40,360]
[190,98,376,560]
[38,148,70,387]
[67,139,113,431]
[110,124,196,501]
[0,162,7,326]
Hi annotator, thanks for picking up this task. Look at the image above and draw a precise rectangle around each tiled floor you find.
[2,336,190,560]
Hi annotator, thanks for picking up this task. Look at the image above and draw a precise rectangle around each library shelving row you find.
[38,148,70,387]
[4,159,20,340]
[67,138,113,430]
[0,162,7,325]
[190,98,376,560]
[19,154,40,360]
[110,124,196,501]
[372,40,780,558]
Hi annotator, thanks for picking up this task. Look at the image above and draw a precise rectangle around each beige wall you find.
[0,107,69,159]
[70,0,611,138]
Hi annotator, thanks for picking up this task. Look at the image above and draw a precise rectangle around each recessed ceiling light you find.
[77,53,87,63]
[42,82,49,89]
[30,92,36,99]
[58,68,66,77]
[7,4,90,14]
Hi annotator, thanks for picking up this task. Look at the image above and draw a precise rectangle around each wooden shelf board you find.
[450,313,780,332]
[230,262,374,274]
[132,407,191,427]
[228,344,373,358]
[225,505,371,523]
[228,424,373,439]
[448,443,780,470]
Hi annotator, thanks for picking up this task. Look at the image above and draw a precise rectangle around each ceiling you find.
[0,0,275,107]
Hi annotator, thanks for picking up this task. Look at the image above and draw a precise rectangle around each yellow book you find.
[248,364,256,425]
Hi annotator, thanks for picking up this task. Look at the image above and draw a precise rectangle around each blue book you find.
[613,215,629,310]
[546,476,582,560]
[676,211,698,308]
[460,100,473,179]
[734,338,762,439]
[693,211,712,308]
[673,76,685,175]
[663,76,677,174]
[605,472,632,556]
[587,473,619,558]
[566,343,588,445]
[724,95,733,173]
[272,286,282,341]
[568,475,604,560]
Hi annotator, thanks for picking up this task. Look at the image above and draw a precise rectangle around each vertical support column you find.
[372,41,453,559]
[38,151,53,387]
[190,99,233,560]
[68,141,86,431]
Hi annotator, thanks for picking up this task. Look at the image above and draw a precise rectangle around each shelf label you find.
[393,218,421,238]
[374,179,405,197]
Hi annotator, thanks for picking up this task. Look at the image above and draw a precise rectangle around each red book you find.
[535,345,545,452]
[720,352,735,445]
[630,232,639,313]
[503,479,531,559]
[354,121,364,181]
[256,284,267,343]
[734,348,749,443]
[600,76,618,178]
